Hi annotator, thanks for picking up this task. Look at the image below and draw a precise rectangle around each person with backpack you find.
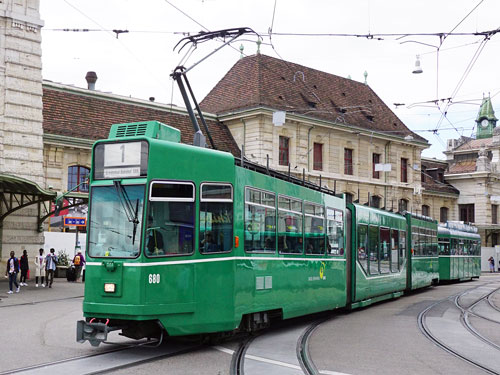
[73,250,85,282]
[45,248,58,288]
[5,251,20,294]
[488,256,495,273]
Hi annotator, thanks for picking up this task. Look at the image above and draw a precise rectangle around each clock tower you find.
[476,96,497,139]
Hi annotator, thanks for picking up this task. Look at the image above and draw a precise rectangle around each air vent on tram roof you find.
[108,121,181,143]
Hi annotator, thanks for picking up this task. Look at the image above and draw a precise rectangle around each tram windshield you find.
[88,184,145,258]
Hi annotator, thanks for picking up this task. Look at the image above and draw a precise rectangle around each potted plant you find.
[55,250,70,278]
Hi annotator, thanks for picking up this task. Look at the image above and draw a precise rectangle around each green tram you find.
[437,222,481,281]
[77,120,460,346]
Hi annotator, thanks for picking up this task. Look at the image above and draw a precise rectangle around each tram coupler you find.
[77,319,120,347]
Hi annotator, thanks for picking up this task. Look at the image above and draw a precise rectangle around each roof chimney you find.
[85,71,97,90]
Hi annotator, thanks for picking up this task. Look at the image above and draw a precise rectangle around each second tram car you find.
[438,222,481,281]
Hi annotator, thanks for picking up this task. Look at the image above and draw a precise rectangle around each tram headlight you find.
[104,283,116,293]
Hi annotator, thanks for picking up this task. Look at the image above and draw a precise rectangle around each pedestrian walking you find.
[19,249,29,286]
[5,251,20,294]
[45,248,58,288]
[73,250,85,282]
[35,248,46,287]
[488,256,495,273]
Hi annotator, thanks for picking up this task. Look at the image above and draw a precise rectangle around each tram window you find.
[390,229,399,272]
[411,226,419,256]
[278,196,303,254]
[244,187,276,253]
[358,224,368,272]
[421,228,429,255]
[326,208,344,256]
[464,240,471,255]
[450,238,458,255]
[399,231,406,267]
[147,181,195,256]
[380,227,390,274]
[199,183,233,254]
[368,225,379,274]
[420,228,428,255]
[432,231,438,256]
[305,203,325,255]
[88,184,145,258]
[439,238,450,255]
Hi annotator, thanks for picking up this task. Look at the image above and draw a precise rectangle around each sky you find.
[39,0,500,159]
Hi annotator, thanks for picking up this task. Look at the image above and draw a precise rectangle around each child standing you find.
[5,251,20,294]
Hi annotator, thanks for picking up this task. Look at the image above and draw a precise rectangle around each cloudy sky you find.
[39,0,500,159]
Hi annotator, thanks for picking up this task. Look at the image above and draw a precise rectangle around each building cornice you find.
[444,171,491,180]
[217,106,429,149]
[422,190,459,199]
[43,133,95,149]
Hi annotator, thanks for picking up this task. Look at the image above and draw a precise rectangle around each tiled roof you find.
[454,137,493,151]
[447,161,477,174]
[421,158,447,170]
[42,84,240,156]
[201,54,426,143]
[420,159,459,195]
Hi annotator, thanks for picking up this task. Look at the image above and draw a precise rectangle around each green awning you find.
[0,174,57,198]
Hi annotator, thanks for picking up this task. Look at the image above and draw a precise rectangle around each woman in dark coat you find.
[19,249,29,286]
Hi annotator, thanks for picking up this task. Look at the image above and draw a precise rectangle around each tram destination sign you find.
[93,141,149,180]
[64,217,87,227]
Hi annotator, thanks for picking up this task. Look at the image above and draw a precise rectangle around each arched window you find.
[68,165,90,192]
[440,207,448,223]
[422,205,430,217]
[370,195,381,208]
[399,199,408,213]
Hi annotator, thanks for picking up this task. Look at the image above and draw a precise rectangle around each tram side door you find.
[345,207,353,306]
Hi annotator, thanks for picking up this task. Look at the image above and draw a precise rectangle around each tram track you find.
[229,315,331,375]
[418,282,500,375]
[297,318,326,375]
[0,338,202,375]
[230,336,255,375]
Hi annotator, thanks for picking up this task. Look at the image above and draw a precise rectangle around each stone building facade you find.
[0,0,46,257]
[444,96,500,247]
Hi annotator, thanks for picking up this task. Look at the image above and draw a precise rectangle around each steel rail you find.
[418,285,500,375]
[297,319,325,375]
[229,336,255,375]
[0,339,201,375]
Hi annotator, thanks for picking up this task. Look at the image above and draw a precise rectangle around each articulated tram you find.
[77,120,480,346]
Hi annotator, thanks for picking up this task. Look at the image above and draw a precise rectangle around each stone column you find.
[0,0,45,258]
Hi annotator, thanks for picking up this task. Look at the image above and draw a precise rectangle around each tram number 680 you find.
[148,274,160,284]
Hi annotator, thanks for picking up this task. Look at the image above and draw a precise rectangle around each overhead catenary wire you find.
[61,0,168,93]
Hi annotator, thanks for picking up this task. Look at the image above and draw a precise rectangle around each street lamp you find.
[401,40,441,98]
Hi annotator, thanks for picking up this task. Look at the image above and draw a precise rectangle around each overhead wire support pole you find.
[171,68,207,148]
[182,73,216,149]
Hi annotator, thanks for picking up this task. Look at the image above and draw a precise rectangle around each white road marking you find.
[213,346,351,374]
